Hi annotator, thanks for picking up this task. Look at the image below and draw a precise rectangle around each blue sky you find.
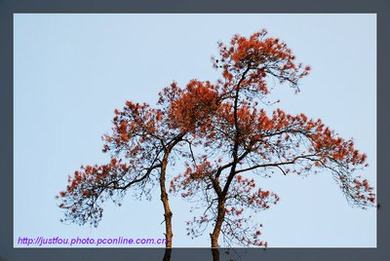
[14,14,376,247]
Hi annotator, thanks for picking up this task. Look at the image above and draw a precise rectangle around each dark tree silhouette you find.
[57,29,375,251]
[57,80,221,248]
[169,29,375,248]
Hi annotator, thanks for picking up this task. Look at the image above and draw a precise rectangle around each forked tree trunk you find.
[160,151,173,248]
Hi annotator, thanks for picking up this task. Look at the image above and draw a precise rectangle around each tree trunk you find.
[210,198,225,248]
[210,163,237,248]
[160,151,173,248]
[211,248,220,261]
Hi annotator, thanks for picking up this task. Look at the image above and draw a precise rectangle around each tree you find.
[57,80,220,249]
[57,29,375,251]
[169,29,375,248]
[57,100,181,248]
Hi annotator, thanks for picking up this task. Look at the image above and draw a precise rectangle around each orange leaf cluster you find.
[169,80,219,133]
[213,29,311,96]
[63,158,129,195]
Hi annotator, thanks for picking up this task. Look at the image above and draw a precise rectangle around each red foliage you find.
[58,29,375,247]
[212,29,310,97]
[169,29,374,247]
[169,80,219,133]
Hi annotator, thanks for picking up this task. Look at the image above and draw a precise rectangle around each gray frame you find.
[1,0,389,260]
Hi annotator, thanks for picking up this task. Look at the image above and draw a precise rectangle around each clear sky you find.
[14,14,376,247]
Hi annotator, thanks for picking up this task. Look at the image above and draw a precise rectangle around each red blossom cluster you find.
[229,175,280,211]
[257,109,368,166]
[56,157,130,227]
[169,160,212,196]
[213,29,311,96]
[353,178,376,204]
[169,80,219,133]
[62,158,129,195]
[104,101,162,150]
